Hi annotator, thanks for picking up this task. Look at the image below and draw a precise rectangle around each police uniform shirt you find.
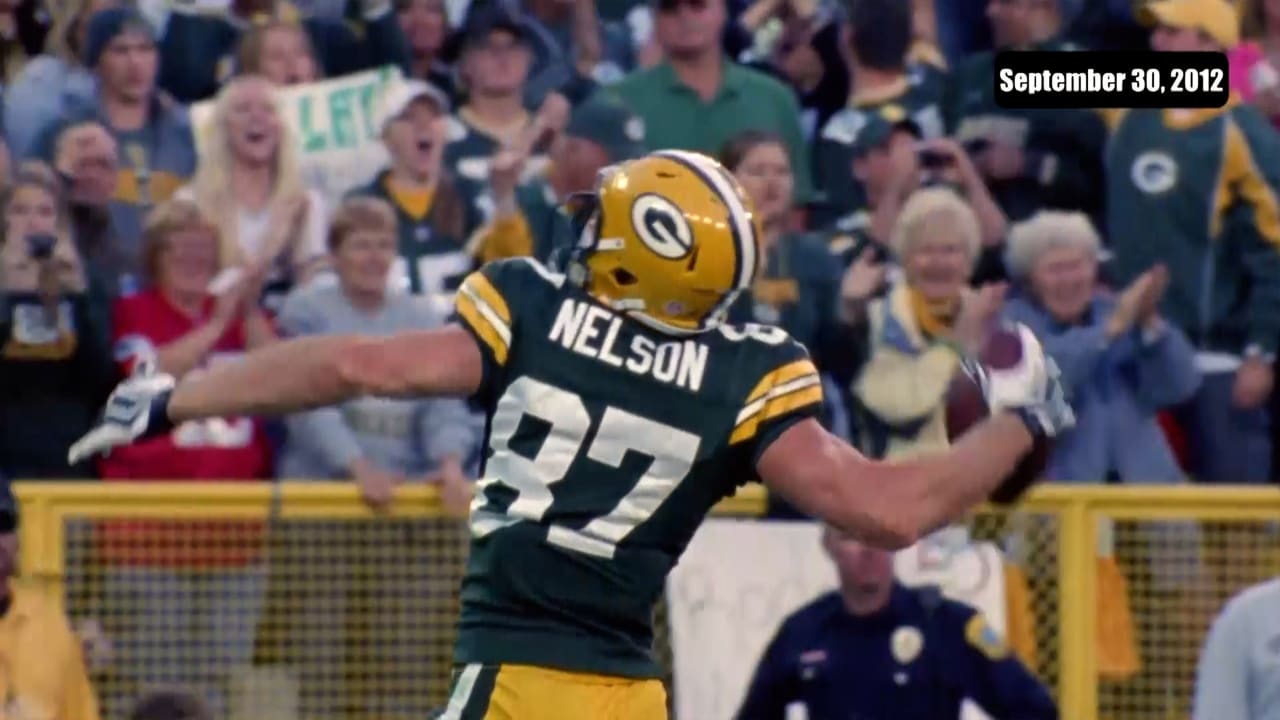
[737,585,1058,720]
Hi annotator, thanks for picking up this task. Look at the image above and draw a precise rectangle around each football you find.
[945,325,1053,505]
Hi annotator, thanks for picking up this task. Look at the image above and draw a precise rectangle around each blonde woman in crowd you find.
[0,162,114,479]
[181,74,328,313]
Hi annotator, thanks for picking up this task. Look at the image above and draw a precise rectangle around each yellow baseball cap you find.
[1137,0,1239,48]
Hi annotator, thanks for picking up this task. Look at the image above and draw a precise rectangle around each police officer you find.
[736,525,1057,720]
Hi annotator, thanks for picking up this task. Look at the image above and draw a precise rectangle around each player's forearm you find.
[892,413,1033,536]
[167,334,361,423]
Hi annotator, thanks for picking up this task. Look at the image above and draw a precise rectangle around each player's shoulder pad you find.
[961,610,1011,661]
[455,258,565,364]
[725,327,823,444]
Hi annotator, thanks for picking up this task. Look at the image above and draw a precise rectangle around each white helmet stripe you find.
[653,150,758,291]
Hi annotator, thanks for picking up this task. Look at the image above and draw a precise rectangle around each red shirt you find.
[99,288,270,567]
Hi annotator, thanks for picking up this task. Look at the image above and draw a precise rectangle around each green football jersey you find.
[453,257,824,678]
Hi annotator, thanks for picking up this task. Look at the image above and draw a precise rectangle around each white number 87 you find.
[477,376,702,560]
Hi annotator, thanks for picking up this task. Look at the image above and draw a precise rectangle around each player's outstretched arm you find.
[167,324,483,422]
[68,325,484,464]
[757,414,1034,550]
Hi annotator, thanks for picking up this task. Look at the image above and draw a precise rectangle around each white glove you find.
[67,361,177,465]
[961,323,1076,439]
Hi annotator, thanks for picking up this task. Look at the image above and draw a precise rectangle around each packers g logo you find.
[631,193,694,260]
[1131,151,1178,195]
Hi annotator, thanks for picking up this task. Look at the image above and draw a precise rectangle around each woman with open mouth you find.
[180,74,329,314]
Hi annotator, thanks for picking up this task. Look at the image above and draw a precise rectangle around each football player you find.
[68,150,1073,720]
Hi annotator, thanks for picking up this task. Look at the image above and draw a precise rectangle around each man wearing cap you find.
[444,6,570,190]
[942,0,1106,224]
[351,79,488,305]
[828,109,1008,282]
[0,478,101,719]
[736,525,1056,720]
[152,0,411,103]
[31,7,196,296]
[474,95,646,268]
[610,0,813,202]
[812,0,945,227]
[1106,0,1280,485]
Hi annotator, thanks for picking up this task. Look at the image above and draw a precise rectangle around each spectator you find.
[0,163,114,479]
[812,0,943,227]
[1108,0,1280,484]
[610,0,813,201]
[0,476,101,719]
[278,196,473,508]
[479,94,645,269]
[99,198,275,718]
[233,19,321,86]
[32,7,197,285]
[129,689,212,720]
[351,79,482,305]
[4,0,116,160]
[102,197,276,473]
[1231,0,1280,127]
[1002,211,1200,483]
[1193,576,1280,720]
[55,121,128,302]
[397,0,455,98]
[732,0,850,143]
[851,187,1002,460]
[155,0,411,103]
[274,196,474,715]
[834,118,1008,282]
[443,5,569,189]
[943,0,1106,224]
[736,525,1057,720]
[180,75,328,314]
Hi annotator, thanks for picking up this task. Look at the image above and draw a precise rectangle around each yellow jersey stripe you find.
[730,381,823,445]
[462,272,513,326]
[458,283,512,346]
[744,359,819,404]
[455,292,509,365]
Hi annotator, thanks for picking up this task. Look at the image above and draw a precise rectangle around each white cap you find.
[377,79,451,132]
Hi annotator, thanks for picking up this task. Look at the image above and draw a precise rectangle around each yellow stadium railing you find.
[10,482,1280,720]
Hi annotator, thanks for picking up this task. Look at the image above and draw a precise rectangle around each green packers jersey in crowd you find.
[453,257,824,677]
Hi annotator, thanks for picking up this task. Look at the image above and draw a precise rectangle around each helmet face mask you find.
[566,151,760,336]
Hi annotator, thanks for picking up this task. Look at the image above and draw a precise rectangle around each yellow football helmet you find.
[566,149,761,335]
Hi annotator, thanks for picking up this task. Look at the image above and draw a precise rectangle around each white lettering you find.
[597,316,626,367]
[626,335,655,375]
[549,299,589,348]
[676,340,709,393]
[653,343,679,383]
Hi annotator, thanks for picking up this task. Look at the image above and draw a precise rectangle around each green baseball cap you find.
[851,105,921,157]
[564,97,646,162]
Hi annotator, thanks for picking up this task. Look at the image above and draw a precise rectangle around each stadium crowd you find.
[0,0,1277,715]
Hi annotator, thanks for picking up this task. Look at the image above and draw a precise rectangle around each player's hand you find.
[969,323,1075,439]
[67,360,177,465]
